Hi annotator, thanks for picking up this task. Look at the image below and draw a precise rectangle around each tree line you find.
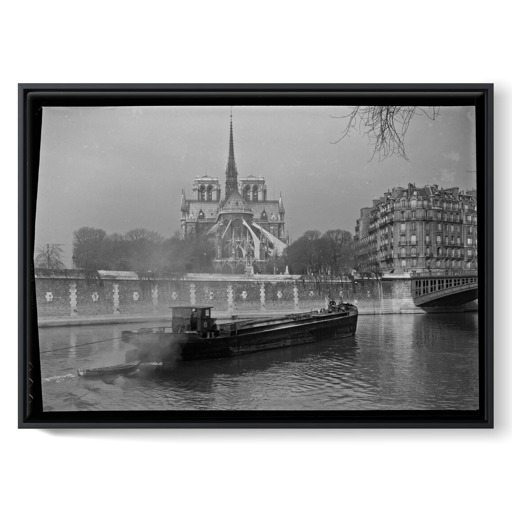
[36,226,355,277]
[71,226,216,274]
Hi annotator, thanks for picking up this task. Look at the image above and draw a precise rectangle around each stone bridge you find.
[412,273,478,307]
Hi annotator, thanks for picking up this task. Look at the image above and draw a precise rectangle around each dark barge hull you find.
[122,310,358,362]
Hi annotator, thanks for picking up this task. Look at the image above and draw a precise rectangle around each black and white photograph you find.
[26,95,486,416]
[7,3,510,511]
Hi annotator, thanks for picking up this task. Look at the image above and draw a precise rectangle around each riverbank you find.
[34,269,478,325]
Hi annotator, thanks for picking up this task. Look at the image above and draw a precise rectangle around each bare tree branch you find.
[331,106,440,161]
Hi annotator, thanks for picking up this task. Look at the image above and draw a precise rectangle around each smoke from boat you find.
[126,335,186,366]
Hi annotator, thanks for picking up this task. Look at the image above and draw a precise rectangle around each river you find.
[39,312,478,411]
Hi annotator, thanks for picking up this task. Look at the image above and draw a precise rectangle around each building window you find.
[411,247,417,257]
[436,235,442,244]
[400,248,406,257]
[411,258,417,267]
[425,234,430,243]
[411,234,417,245]
[400,223,406,232]
[411,210,416,219]
[450,224,455,232]
[468,237,473,245]
[411,222,416,231]
[437,223,442,231]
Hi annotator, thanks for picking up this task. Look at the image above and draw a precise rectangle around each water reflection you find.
[39,313,479,411]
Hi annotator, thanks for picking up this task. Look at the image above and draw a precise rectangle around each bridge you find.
[412,272,478,307]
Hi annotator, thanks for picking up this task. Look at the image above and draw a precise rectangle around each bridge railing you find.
[413,275,478,298]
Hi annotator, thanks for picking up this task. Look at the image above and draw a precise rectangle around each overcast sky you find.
[35,105,476,266]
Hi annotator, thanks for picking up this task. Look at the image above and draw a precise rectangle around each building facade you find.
[180,114,287,273]
[354,184,478,275]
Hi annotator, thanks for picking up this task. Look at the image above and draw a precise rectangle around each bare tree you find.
[285,229,354,277]
[322,229,354,276]
[73,227,107,269]
[332,106,440,161]
[34,244,66,269]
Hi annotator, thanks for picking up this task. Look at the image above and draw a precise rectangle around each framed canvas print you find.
[19,84,493,428]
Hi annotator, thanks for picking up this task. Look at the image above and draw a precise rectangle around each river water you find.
[39,313,479,411]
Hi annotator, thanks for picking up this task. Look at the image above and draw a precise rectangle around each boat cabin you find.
[171,306,215,333]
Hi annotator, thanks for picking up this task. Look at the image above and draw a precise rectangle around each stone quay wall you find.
[34,269,476,323]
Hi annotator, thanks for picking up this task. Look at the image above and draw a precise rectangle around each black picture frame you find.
[19,83,493,428]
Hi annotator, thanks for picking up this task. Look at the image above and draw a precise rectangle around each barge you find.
[121,303,358,362]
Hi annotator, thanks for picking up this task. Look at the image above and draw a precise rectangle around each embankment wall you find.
[33,269,476,323]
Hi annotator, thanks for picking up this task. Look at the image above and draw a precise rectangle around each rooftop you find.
[218,190,254,216]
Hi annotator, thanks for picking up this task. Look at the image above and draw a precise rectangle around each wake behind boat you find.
[121,303,358,363]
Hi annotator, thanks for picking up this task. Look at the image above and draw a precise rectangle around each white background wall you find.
[4,2,509,511]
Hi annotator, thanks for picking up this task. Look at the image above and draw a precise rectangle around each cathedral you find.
[180,113,287,273]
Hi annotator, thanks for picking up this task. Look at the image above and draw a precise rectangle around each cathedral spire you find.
[225,109,238,198]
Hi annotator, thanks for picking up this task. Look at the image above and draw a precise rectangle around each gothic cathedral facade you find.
[180,113,287,274]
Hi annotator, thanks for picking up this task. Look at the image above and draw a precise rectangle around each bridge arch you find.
[412,273,478,307]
